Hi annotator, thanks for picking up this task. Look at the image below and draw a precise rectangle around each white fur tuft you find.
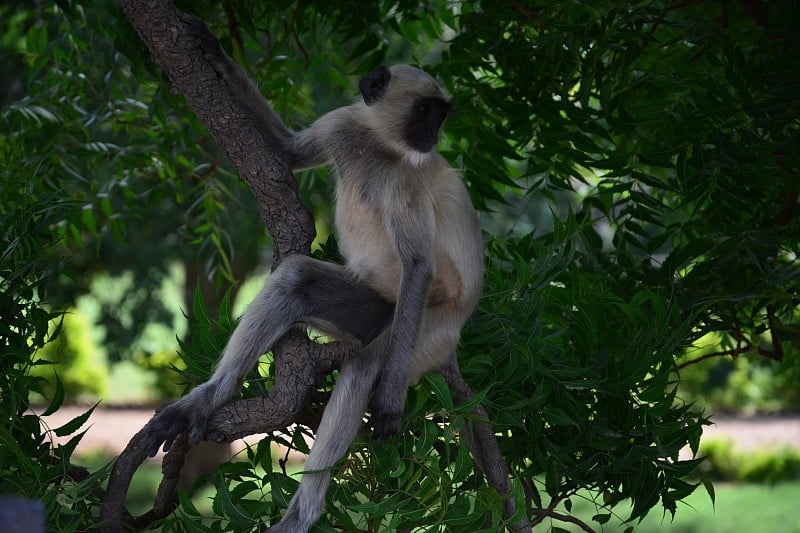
[405,149,431,167]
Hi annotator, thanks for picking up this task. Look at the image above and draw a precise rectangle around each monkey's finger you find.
[141,427,168,457]
[143,436,168,458]
[187,420,208,447]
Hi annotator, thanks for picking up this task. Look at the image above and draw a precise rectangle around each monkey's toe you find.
[140,401,195,456]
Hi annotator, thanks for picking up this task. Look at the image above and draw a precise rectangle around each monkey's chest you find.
[334,193,400,300]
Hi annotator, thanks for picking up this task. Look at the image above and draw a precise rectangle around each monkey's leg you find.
[369,308,462,439]
[267,332,390,533]
[292,257,394,346]
[142,255,392,457]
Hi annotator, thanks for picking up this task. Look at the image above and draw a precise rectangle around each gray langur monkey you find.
[142,19,484,532]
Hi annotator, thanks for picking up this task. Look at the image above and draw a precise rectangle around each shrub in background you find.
[700,438,800,484]
[31,309,109,402]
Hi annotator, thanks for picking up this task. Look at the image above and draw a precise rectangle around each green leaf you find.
[42,371,65,416]
[701,474,716,510]
[214,471,254,528]
[545,460,561,498]
[192,283,210,326]
[592,513,611,524]
[54,403,97,437]
[424,372,453,411]
[544,406,579,428]
[451,441,472,484]
[178,489,202,517]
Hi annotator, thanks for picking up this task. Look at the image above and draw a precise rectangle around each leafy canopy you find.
[1,0,797,531]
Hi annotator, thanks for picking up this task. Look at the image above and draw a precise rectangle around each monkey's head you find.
[359,65,451,161]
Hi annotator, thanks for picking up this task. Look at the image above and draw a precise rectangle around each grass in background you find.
[559,481,800,532]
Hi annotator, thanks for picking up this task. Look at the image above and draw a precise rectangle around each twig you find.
[99,414,189,532]
[530,507,596,533]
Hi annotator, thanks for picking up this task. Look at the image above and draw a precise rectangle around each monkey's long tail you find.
[267,332,389,533]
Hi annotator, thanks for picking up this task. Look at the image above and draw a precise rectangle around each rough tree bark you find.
[102,1,528,531]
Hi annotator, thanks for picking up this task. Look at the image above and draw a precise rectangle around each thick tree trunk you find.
[101,1,343,529]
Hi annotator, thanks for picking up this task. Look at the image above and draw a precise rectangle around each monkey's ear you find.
[359,66,392,105]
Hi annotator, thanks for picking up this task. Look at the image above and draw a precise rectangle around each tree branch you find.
[105,1,524,531]
[104,1,331,529]
[530,507,596,533]
[120,0,315,263]
[677,328,784,370]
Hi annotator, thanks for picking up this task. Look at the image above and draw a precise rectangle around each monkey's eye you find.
[417,103,431,116]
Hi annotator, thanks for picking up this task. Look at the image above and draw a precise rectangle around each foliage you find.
[678,338,800,414]
[130,463,800,533]
[30,308,109,401]
[0,85,109,530]
[1,0,266,364]
[1,0,799,532]
[466,217,710,527]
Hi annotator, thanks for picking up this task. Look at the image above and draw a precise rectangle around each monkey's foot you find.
[368,400,403,441]
[141,401,192,457]
[141,391,213,456]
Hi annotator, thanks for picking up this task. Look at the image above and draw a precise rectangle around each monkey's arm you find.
[189,17,328,170]
[369,195,435,439]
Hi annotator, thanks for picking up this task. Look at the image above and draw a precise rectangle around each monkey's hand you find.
[141,397,209,457]
[368,382,406,441]
[183,13,229,77]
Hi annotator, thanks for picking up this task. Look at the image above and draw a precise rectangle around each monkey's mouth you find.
[404,131,439,153]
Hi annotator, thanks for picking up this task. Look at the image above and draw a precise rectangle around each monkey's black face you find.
[404,97,451,153]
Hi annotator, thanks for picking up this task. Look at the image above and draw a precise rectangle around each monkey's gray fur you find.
[143,19,484,532]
